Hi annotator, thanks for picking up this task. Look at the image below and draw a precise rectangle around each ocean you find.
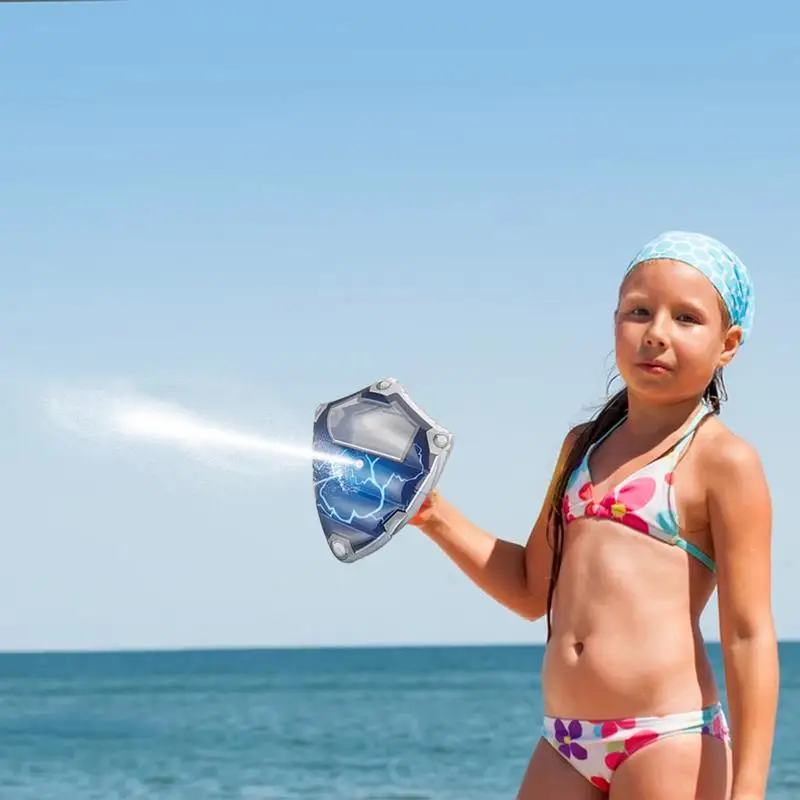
[0,643,796,799]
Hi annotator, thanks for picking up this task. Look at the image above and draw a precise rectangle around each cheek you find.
[673,330,720,367]
[614,321,638,355]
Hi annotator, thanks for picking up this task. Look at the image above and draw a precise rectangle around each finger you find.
[411,492,436,525]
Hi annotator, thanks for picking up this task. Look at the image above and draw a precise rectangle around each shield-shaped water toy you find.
[312,378,453,563]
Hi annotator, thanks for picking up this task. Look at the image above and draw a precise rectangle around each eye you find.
[629,307,650,317]
[676,313,700,324]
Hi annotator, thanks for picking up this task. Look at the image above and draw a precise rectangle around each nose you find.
[644,312,668,347]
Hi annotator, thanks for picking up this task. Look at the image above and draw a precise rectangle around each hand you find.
[410,489,443,532]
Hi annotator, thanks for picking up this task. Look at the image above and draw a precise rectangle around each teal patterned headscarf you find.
[624,231,755,344]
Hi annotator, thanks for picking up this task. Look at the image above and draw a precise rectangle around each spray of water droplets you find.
[44,387,360,470]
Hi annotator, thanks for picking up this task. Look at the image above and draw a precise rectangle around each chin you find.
[619,369,679,401]
[627,379,709,407]
[628,383,677,402]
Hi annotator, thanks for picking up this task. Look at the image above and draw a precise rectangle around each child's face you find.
[614,258,741,404]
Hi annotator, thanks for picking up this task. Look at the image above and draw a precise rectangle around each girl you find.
[411,231,778,799]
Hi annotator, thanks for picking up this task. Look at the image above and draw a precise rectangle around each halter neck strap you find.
[587,401,711,458]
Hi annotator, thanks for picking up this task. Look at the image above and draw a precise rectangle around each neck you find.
[624,392,705,439]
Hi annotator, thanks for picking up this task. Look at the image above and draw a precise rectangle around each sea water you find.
[0,643,796,798]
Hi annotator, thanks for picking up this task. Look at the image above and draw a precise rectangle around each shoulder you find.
[544,423,589,496]
[555,422,590,462]
[696,416,771,519]
[566,422,590,448]
[697,416,766,483]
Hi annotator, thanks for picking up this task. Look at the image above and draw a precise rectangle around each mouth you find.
[636,361,672,375]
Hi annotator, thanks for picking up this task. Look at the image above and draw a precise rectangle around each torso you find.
[541,406,723,719]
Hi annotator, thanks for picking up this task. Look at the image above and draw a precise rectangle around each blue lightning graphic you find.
[311,384,449,561]
[313,444,426,527]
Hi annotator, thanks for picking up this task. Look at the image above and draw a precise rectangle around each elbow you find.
[728,629,778,649]
[722,614,778,651]
[516,591,548,623]
[520,609,546,623]
[519,571,549,622]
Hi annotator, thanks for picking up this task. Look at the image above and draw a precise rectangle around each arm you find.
[708,436,779,799]
[411,425,582,621]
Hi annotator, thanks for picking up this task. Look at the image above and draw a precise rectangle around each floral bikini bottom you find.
[541,703,730,792]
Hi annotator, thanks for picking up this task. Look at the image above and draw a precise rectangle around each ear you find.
[718,325,742,368]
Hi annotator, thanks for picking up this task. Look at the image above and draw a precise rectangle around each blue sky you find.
[1,1,798,651]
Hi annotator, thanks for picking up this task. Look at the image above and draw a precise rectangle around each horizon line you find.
[1,638,797,657]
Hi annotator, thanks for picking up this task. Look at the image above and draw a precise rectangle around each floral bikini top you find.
[561,404,716,573]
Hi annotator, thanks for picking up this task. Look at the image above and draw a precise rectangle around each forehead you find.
[620,258,721,306]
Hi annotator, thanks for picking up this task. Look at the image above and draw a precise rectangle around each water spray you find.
[45,378,454,564]
[45,389,358,469]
